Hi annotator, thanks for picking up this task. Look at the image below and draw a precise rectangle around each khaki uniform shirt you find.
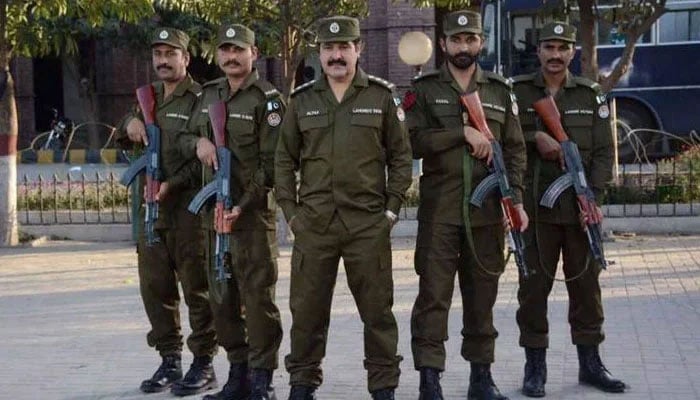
[116,75,201,229]
[179,70,285,231]
[275,68,413,234]
[512,71,613,225]
[406,64,526,227]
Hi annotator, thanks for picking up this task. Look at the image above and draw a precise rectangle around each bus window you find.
[482,3,498,65]
[570,8,652,46]
[512,16,535,50]
[509,15,540,74]
[659,9,700,42]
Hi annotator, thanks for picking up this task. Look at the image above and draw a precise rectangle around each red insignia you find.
[402,90,417,111]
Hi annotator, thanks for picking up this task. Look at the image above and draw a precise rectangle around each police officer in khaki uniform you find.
[116,27,217,396]
[178,23,284,400]
[512,22,626,397]
[275,15,412,400]
[405,10,527,400]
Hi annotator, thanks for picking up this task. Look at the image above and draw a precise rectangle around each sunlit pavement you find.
[1,235,699,399]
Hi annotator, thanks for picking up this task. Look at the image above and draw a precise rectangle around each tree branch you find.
[600,0,666,92]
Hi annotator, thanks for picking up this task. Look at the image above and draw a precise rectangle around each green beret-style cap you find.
[316,16,361,43]
[539,21,577,43]
[443,10,482,36]
[217,24,255,48]
[151,27,190,50]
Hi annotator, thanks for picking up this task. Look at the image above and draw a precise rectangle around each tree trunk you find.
[578,0,599,81]
[0,0,18,246]
[0,67,19,246]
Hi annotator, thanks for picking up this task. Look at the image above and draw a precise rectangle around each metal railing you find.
[604,159,699,217]
[18,172,131,225]
[16,158,700,226]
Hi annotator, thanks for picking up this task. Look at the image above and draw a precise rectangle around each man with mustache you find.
[275,15,412,400]
[116,27,217,396]
[512,22,625,397]
[405,10,527,400]
[179,23,284,400]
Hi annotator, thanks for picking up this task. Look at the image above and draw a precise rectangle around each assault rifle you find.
[460,91,528,279]
[187,101,233,299]
[532,95,608,268]
[119,85,161,246]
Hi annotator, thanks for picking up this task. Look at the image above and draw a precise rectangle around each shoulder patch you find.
[412,70,440,83]
[202,77,226,88]
[291,80,315,97]
[511,73,536,84]
[367,74,396,91]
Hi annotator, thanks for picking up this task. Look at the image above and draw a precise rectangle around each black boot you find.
[418,367,444,400]
[250,368,277,400]
[140,354,182,393]
[467,363,509,400]
[203,362,250,400]
[287,385,317,400]
[522,348,546,398]
[577,345,626,393]
[170,355,217,396]
[371,388,395,400]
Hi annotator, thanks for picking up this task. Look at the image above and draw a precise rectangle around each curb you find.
[19,215,700,243]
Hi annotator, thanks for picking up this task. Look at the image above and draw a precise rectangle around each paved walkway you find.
[1,235,699,400]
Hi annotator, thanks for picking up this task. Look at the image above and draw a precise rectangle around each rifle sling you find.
[462,150,504,277]
[532,157,591,282]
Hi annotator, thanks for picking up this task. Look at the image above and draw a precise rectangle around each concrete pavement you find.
[1,235,699,400]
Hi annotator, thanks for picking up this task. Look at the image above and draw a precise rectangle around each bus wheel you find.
[615,100,657,163]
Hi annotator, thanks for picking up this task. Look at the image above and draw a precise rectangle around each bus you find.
[480,0,700,162]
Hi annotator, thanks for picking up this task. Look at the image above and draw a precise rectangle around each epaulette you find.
[412,70,440,82]
[510,73,536,84]
[189,81,203,96]
[572,76,601,92]
[368,74,402,107]
[253,79,282,99]
[367,74,396,91]
[483,70,512,88]
[291,80,316,97]
[202,77,226,88]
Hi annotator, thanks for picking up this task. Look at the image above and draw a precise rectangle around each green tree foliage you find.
[406,0,666,92]
[156,0,369,95]
[0,0,155,245]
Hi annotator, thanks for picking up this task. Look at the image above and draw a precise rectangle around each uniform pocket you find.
[563,115,593,151]
[484,108,506,140]
[289,211,307,236]
[350,114,384,157]
[228,119,256,147]
[291,248,303,274]
[298,113,331,157]
[430,103,462,128]
[414,224,433,275]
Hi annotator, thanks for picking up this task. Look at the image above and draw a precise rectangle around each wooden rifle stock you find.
[209,101,227,148]
[136,85,156,125]
[532,96,569,142]
[459,91,495,141]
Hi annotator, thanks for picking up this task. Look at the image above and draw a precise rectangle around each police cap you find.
[316,16,361,43]
[443,10,482,36]
[217,24,255,49]
[151,27,190,50]
[539,21,577,43]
